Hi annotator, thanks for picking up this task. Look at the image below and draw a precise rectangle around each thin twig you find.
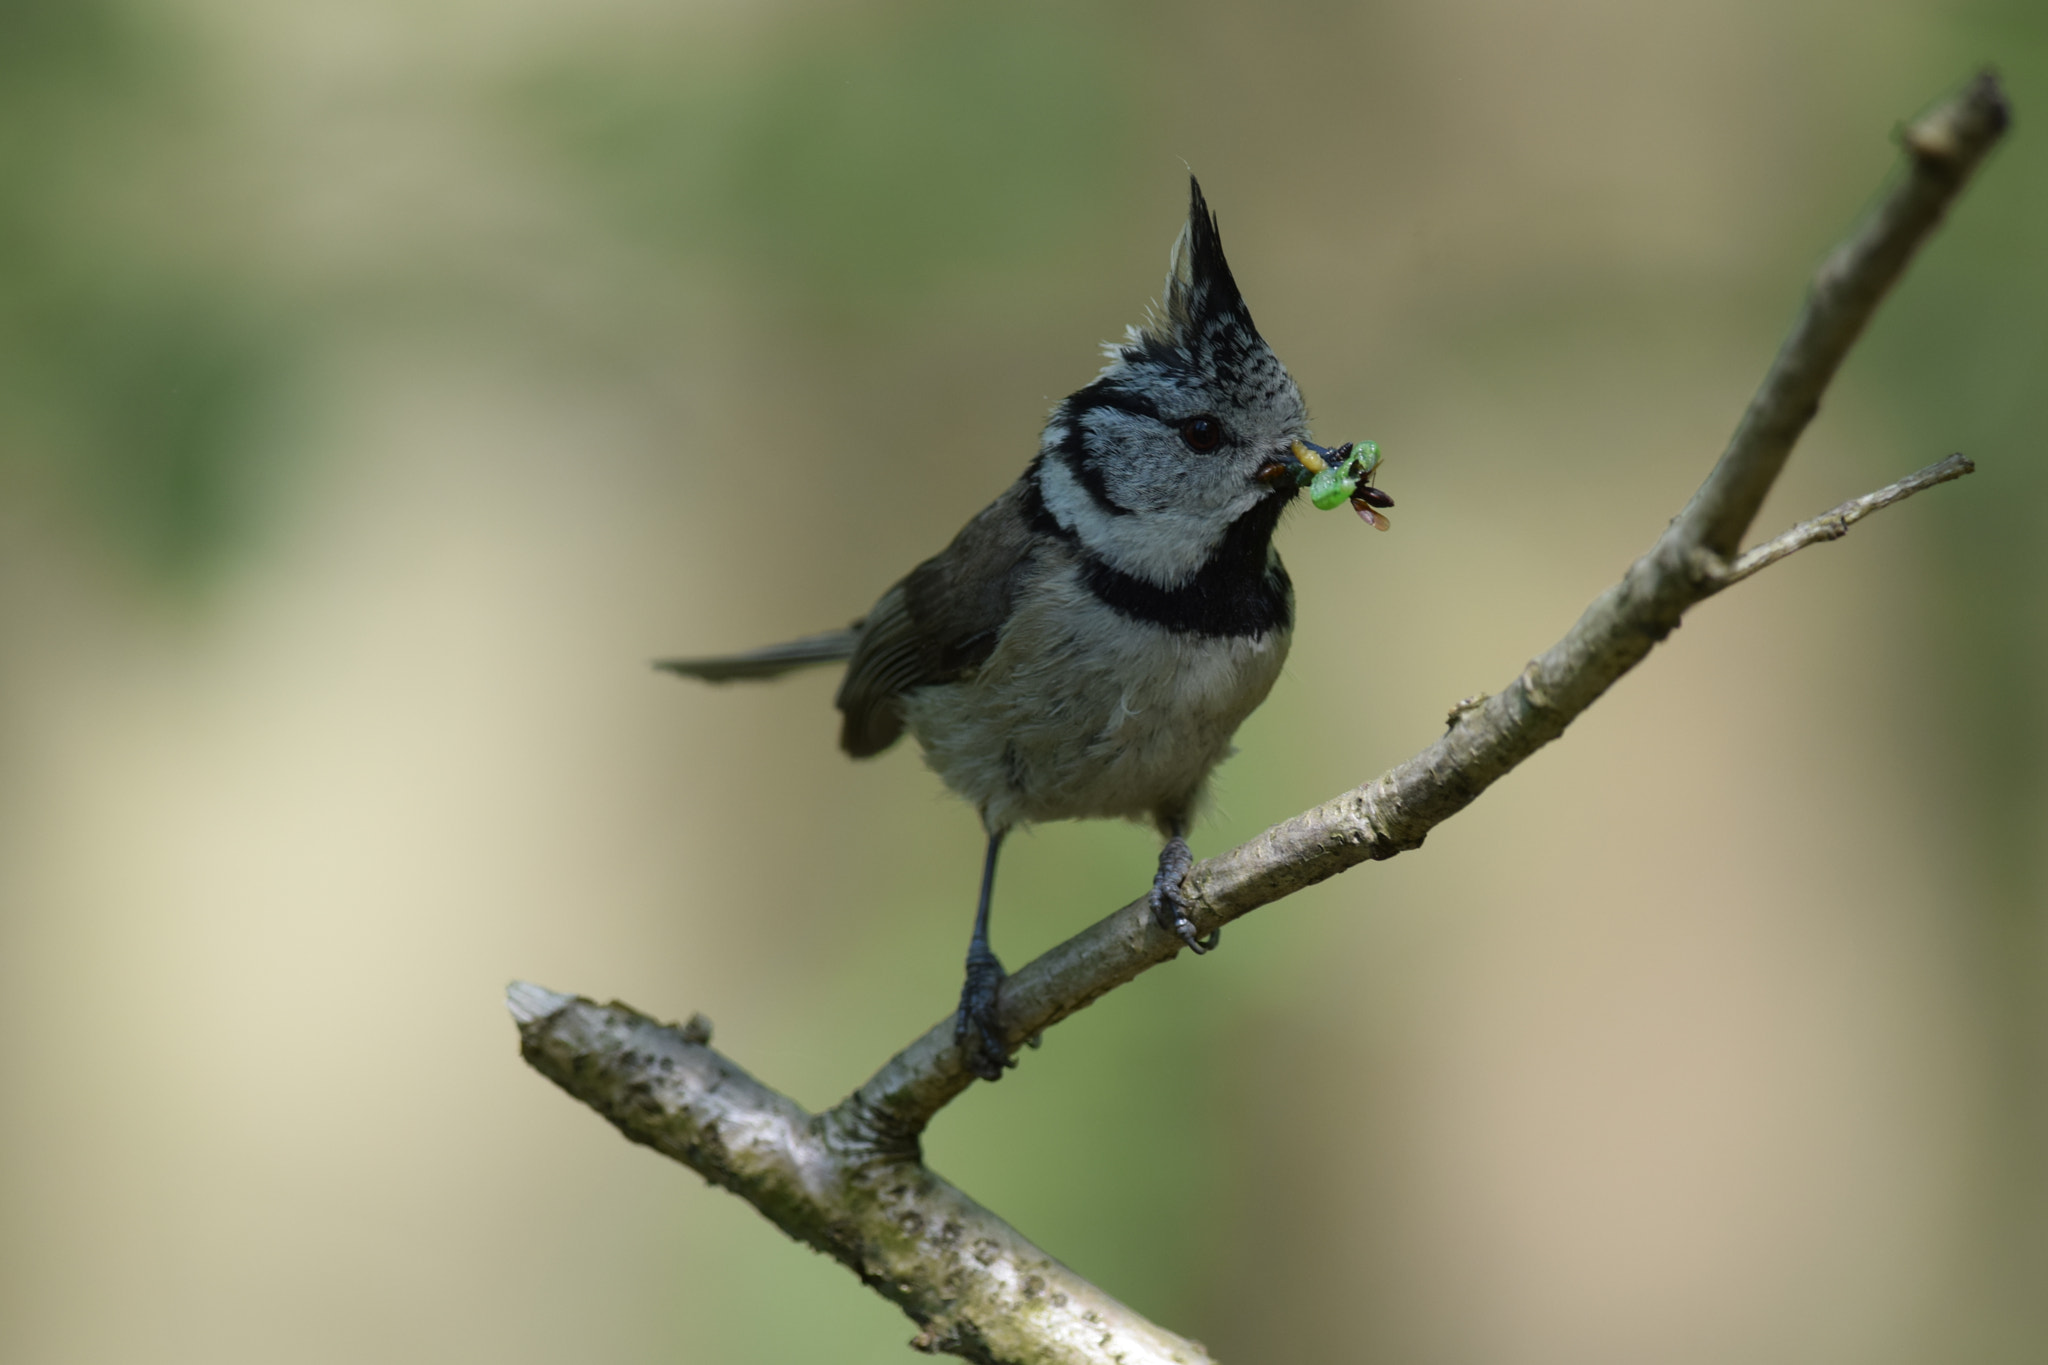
[1716,453,1974,587]
[513,71,2007,1365]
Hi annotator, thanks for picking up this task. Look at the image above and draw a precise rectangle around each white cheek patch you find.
[1039,452,1127,547]
[1040,454,1239,588]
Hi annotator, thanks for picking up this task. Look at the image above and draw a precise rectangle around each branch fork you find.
[512,71,2008,1365]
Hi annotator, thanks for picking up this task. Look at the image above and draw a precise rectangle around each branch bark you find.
[512,71,2008,1365]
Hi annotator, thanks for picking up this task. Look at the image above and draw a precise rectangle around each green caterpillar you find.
[1309,440,1380,509]
[1285,439,1392,529]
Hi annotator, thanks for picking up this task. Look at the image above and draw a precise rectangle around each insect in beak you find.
[1254,439,1333,487]
[1352,487,1393,531]
[1255,437,1396,530]
[1349,463,1394,531]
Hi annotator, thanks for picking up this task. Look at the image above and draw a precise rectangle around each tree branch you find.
[512,71,2007,1365]
[510,984,1209,1364]
[1670,72,2007,560]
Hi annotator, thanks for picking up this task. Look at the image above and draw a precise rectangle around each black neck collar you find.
[1025,466,1294,638]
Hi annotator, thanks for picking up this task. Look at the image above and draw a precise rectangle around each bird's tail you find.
[654,627,858,683]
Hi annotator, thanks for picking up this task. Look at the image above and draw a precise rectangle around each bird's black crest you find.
[1173,177,1250,329]
[1124,176,1263,376]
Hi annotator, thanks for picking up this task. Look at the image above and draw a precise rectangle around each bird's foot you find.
[953,952,1014,1081]
[1149,836,1220,954]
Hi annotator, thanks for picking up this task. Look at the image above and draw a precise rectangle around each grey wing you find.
[835,482,1040,758]
[833,583,930,757]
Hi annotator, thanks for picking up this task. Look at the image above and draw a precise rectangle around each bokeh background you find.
[2,0,2043,1361]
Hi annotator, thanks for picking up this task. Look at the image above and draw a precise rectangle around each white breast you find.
[899,562,1291,834]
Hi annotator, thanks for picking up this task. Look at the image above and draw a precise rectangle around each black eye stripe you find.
[1066,384,1233,452]
[1065,383,1162,423]
[1054,423,1134,518]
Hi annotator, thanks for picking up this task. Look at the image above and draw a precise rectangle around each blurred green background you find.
[2,0,2042,1361]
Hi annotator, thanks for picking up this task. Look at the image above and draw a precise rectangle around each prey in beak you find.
[1254,438,1328,486]
[1256,439,1396,530]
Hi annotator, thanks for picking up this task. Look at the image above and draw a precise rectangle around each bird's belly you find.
[900,583,1290,832]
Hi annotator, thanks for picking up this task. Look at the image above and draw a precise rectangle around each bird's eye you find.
[1179,416,1224,452]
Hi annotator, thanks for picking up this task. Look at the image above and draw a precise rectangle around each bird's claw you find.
[1149,837,1220,955]
[954,953,1013,1081]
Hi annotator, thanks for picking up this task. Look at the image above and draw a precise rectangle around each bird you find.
[661,177,1380,1081]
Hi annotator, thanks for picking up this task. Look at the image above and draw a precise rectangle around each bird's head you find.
[1034,177,1311,589]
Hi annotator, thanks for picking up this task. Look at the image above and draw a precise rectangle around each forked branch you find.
[512,72,2008,1365]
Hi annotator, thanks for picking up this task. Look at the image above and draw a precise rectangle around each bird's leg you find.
[954,828,1012,1081]
[1149,820,1219,954]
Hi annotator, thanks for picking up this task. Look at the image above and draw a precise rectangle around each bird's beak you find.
[1254,439,1330,487]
